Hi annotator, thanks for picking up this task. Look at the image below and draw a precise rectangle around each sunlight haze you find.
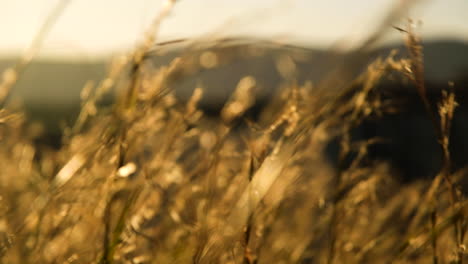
[0,0,467,59]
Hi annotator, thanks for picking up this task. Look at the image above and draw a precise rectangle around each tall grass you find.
[0,2,467,263]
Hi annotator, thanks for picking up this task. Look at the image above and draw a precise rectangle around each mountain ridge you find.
[0,39,467,128]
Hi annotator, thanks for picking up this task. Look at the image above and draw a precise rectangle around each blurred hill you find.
[1,39,467,179]
[0,39,467,129]
[376,40,468,83]
[0,59,106,130]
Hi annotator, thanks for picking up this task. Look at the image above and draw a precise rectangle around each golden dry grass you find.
[1,3,467,263]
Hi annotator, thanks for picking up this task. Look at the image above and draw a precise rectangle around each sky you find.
[0,0,467,59]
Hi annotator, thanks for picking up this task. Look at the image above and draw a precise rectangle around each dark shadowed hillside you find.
[1,39,467,115]
[1,40,468,176]
[0,59,106,131]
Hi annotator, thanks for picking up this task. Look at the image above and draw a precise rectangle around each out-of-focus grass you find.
[1,5,468,264]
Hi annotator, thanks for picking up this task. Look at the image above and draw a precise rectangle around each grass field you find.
[1,3,468,263]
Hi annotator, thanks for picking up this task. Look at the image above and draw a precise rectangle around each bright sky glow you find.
[0,0,467,59]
